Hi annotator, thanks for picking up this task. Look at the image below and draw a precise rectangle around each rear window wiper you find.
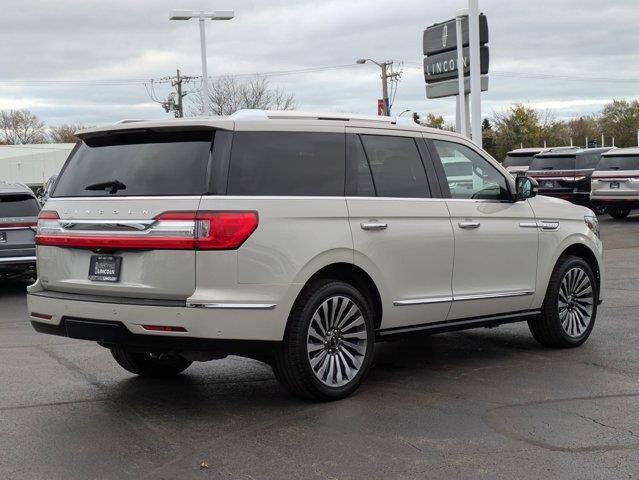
[84,180,127,194]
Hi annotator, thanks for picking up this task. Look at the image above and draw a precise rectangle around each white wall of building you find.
[0,144,75,186]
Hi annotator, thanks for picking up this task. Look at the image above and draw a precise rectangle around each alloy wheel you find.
[558,267,594,338]
[306,295,368,388]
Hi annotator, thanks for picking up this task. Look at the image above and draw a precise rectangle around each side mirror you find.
[515,175,538,201]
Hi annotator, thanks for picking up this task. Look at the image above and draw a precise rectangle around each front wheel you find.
[609,207,631,219]
[110,348,193,377]
[528,255,597,348]
[273,280,375,401]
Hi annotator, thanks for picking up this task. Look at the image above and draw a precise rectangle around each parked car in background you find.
[28,111,604,400]
[0,181,39,278]
[591,147,639,218]
[527,147,612,212]
[503,147,573,176]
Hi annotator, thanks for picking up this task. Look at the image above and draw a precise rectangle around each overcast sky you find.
[1,0,638,126]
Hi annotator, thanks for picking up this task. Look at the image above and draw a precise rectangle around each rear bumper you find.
[30,318,278,358]
[590,196,639,208]
[27,286,295,343]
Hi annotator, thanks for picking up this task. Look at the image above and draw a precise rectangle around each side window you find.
[432,140,510,200]
[360,135,431,198]
[227,132,345,196]
[345,134,375,196]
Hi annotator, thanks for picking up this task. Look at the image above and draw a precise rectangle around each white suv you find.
[28,111,604,400]
[591,147,639,218]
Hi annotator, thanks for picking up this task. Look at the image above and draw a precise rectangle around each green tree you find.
[598,99,639,147]
[423,113,445,129]
[491,104,543,160]
[567,116,599,147]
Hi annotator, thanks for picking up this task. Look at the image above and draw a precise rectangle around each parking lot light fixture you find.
[169,9,235,116]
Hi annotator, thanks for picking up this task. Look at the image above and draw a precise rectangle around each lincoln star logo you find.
[442,24,448,48]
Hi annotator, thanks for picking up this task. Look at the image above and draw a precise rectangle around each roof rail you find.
[114,119,148,124]
[231,109,415,125]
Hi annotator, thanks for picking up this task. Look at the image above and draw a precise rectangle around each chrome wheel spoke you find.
[558,267,593,338]
[306,295,368,388]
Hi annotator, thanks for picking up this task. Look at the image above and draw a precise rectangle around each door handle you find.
[458,221,480,229]
[361,221,388,231]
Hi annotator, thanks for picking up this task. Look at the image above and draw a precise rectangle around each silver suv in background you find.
[0,182,39,277]
[28,111,604,400]
[591,147,639,219]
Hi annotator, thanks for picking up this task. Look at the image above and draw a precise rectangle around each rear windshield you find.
[53,130,214,197]
[503,154,535,167]
[529,156,575,171]
[0,194,39,217]
[596,155,639,171]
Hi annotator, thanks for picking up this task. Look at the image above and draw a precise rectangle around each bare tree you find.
[48,124,89,143]
[189,76,296,116]
[0,109,47,144]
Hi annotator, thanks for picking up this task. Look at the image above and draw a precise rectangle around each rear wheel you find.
[609,207,631,219]
[591,205,608,216]
[110,348,193,377]
[528,255,597,348]
[273,280,375,401]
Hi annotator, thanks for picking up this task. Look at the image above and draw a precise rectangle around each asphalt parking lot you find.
[1,215,638,479]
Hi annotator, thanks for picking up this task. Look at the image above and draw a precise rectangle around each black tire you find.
[528,255,597,348]
[609,207,631,219]
[591,205,608,216]
[110,348,192,377]
[273,279,375,401]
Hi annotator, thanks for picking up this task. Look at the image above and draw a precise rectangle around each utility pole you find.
[157,69,197,117]
[173,69,184,118]
[356,58,402,116]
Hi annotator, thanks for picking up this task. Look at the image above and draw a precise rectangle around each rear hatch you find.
[528,155,577,191]
[0,193,39,260]
[592,154,639,197]
[36,128,216,300]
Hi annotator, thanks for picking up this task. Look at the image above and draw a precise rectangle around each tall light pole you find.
[356,58,393,116]
[170,9,234,116]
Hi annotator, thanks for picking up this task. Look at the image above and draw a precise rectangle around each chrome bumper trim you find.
[186,302,276,310]
[0,255,36,264]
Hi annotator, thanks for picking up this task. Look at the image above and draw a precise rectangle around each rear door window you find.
[53,130,214,197]
[0,194,39,217]
[227,132,345,196]
[359,135,431,198]
[597,155,639,171]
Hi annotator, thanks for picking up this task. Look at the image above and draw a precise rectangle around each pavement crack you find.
[574,412,639,441]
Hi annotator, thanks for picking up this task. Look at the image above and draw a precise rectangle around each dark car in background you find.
[503,146,573,176]
[0,182,40,277]
[591,147,639,218]
[527,147,612,211]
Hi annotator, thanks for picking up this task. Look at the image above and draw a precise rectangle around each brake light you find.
[38,211,60,220]
[35,210,258,251]
[141,325,187,332]
[0,221,37,229]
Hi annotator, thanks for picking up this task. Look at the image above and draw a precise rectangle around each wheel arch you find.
[287,262,383,331]
[559,243,601,297]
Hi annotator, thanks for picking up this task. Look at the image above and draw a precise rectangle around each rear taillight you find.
[0,221,37,229]
[35,210,258,251]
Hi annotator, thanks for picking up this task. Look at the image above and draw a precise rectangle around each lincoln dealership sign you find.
[423,13,489,98]
[424,45,489,83]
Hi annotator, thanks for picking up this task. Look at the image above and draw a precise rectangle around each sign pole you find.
[455,13,467,137]
[468,0,482,147]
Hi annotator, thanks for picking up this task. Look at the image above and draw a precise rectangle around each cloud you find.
[0,0,637,125]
